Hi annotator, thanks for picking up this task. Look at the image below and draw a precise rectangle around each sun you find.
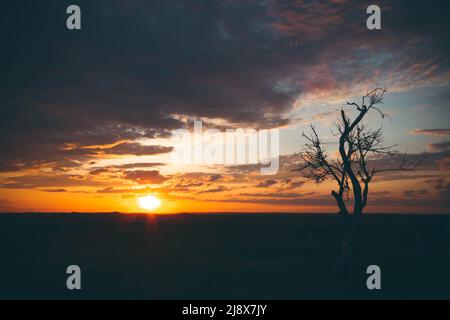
[137,195,161,211]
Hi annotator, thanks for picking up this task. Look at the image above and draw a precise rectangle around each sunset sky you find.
[1,0,449,213]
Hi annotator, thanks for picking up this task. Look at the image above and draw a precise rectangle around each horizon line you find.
[1,211,449,216]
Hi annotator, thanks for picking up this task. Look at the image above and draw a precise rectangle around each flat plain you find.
[1,213,449,299]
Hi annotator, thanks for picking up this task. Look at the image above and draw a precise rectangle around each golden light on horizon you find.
[137,195,161,211]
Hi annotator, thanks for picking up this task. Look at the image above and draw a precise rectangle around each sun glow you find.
[137,195,161,211]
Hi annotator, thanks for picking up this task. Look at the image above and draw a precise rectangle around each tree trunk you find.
[338,226,354,277]
[337,214,362,277]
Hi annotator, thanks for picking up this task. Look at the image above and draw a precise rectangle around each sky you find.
[0,0,449,213]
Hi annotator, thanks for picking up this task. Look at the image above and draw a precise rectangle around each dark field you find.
[1,213,449,299]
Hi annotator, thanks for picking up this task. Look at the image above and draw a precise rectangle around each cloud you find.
[0,174,108,189]
[371,191,391,196]
[0,199,13,211]
[2,0,449,175]
[437,158,450,171]
[279,179,305,190]
[255,179,278,188]
[362,150,450,175]
[39,188,67,193]
[425,178,450,192]
[209,175,222,182]
[97,187,124,194]
[92,143,173,156]
[89,162,165,175]
[428,141,450,152]
[89,168,110,175]
[204,195,333,206]
[410,129,450,136]
[174,181,204,188]
[71,143,172,157]
[1,0,449,217]
[123,170,168,184]
[108,163,165,169]
[198,186,229,194]
[96,187,152,194]
[239,192,309,199]
[403,189,428,198]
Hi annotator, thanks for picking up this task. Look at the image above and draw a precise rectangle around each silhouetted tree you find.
[296,88,418,275]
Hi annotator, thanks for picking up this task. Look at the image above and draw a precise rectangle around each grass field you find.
[1,213,449,299]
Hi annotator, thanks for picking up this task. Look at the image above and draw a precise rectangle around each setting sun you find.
[138,195,161,211]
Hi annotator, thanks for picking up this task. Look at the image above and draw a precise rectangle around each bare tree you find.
[296,88,418,275]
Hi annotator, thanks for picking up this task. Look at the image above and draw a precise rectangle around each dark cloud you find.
[2,0,449,173]
[95,143,173,156]
[0,199,13,211]
[280,179,304,190]
[239,192,310,198]
[362,150,450,177]
[428,141,450,152]
[0,0,292,171]
[425,178,450,194]
[367,196,450,210]
[209,174,222,182]
[403,189,428,198]
[123,170,167,184]
[288,181,305,189]
[89,162,165,175]
[255,179,278,188]
[221,163,264,175]
[437,157,450,172]
[97,187,123,194]
[39,188,67,193]
[174,181,204,188]
[206,192,450,210]
[197,185,229,194]
[89,168,110,175]
[410,129,450,137]
[70,143,172,157]
[204,195,332,206]
[371,191,391,196]
[97,187,151,194]
[0,174,108,189]
[109,162,165,169]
